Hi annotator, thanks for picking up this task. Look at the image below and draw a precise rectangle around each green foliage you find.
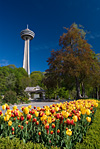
[0,66,29,96]
[69,88,77,99]
[30,71,44,87]
[75,103,100,149]
[18,92,29,103]
[6,73,16,91]
[0,95,2,102]
[58,87,69,99]
[3,90,17,104]
[0,137,60,149]
[45,86,76,100]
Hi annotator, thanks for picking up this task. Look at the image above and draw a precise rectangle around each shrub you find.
[18,92,29,103]
[3,90,17,104]
[0,95,2,102]
[75,103,100,149]
[0,137,60,149]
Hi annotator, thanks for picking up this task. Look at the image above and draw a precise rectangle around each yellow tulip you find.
[81,109,86,115]
[73,115,78,122]
[40,115,47,121]
[66,129,72,136]
[13,106,17,110]
[8,120,12,126]
[37,107,41,110]
[46,110,51,116]
[1,113,3,116]
[62,104,66,110]
[94,103,98,108]
[4,115,10,121]
[86,117,91,122]
[28,105,32,109]
[86,109,91,115]
[35,111,39,117]
[47,116,52,123]
[23,107,29,114]
[2,105,6,110]
[55,107,59,112]
[5,103,8,107]
[61,111,69,118]
[45,106,50,111]
[7,109,11,115]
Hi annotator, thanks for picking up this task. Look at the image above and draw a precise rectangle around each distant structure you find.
[25,85,45,100]
[20,25,35,75]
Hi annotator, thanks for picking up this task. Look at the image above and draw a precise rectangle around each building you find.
[25,86,45,100]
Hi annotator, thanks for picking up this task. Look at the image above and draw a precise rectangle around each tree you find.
[85,58,100,99]
[0,66,9,94]
[6,73,16,91]
[46,23,96,99]
[14,67,29,95]
[30,71,44,87]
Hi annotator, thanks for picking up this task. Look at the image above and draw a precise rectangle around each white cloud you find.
[0,59,9,66]
[32,42,59,52]
[89,35,95,39]
[95,34,100,38]
[87,33,100,40]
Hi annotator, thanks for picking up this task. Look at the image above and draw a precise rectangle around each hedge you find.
[0,137,60,149]
[75,101,100,149]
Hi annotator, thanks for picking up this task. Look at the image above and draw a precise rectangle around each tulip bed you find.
[0,99,99,148]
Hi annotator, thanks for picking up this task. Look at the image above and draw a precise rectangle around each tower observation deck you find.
[20,25,35,75]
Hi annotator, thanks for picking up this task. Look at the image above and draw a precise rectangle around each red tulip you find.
[50,130,53,134]
[69,113,72,117]
[50,109,55,114]
[21,126,24,130]
[0,110,2,115]
[46,129,49,134]
[66,119,70,125]
[14,111,18,116]
[29,110,32,114]
[52,123,55,128]
[6,106,10,110]
[12,127,14,131]
[31,110,35,115]
[57,129,60,134]
[70,119,74,125]
[72,110,76,114]
[36,121,39,125]
[34,106,36,109]
[20,116,24,121]
[27,114,32,120]
[56,113,60,119]
[32,118,37,122]
[38,132,41,135]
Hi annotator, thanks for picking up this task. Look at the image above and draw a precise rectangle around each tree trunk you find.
[96,87,99,99]
[81,82,85,98]
[76,77,82,99]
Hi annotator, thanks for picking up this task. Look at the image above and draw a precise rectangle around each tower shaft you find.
[23,39,30,75]
[20,26,35,75]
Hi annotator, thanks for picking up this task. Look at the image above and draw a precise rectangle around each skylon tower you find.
[20,25,35,75]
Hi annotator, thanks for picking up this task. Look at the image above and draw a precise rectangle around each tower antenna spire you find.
[27,24,28,29]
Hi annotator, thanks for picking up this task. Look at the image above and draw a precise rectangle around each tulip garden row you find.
[0,99,99,148]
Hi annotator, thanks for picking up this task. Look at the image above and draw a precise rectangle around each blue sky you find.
[0,0,100,73]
